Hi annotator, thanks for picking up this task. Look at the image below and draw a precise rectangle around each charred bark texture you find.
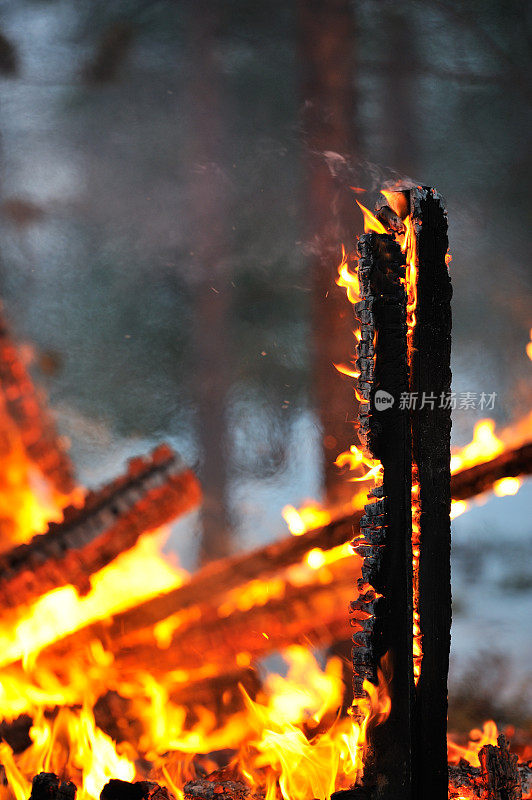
[0,444,200,609]
[409,187,452,800]
[29,773,76,800]
[351,233,415,798]
[100,780,175,800]
[448,736,526,799]
[479,735,522,800]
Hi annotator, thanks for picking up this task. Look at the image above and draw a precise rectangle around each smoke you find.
[321,151,418,195]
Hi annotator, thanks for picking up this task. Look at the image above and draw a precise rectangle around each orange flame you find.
[447,719,498,768]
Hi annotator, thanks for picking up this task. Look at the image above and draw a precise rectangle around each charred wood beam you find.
[45,558,353,676]
[451,443,532,500]
[0,445,201,610]
[0,311,75,495]
[350,232,415,797]
[18,515,355,661]
[409,186,452,800]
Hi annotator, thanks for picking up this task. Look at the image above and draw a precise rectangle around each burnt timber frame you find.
[336,187,452,799]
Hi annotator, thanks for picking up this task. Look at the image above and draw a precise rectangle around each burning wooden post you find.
[339,187,452,798]
[349,231,415,797]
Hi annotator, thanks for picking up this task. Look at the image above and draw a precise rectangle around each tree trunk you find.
[297,0,360,505]
[187,1,233,564]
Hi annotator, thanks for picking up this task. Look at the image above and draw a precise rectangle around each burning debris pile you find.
[0,196,530,800]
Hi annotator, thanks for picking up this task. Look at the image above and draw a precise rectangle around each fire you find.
[236,648,390,800]
[282,490,368,537]
[493,476,521,496]
[0,705,136,800]
[448,416,530,516]
[527,327,532,361]
[447,719,498,768]
[355,200,387,235]
[335,445,383,483]
[0,528,186,678]
[0,395,75,552]
[282,410,532,538]
[335,245,361,304]
[450,419,503,474]
[282,501,334,535]
[0,646,388,800]
[0,201,529,800]
[450,500,468,520]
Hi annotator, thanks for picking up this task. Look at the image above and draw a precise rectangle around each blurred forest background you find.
[0,0,531,728]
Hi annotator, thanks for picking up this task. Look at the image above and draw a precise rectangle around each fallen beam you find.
[46,557,354,676]
[451,443,532,500]
[0,444,201,609]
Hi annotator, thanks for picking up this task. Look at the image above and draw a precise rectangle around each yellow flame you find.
[450,419,504,474]
[0,529,187,673]
[355,201,387,235]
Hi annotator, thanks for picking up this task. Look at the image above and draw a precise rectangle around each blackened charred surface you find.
[374,205,405,235]
[351,233,415,799]
[409,187,452,800]
[479,735,521,800]
[29,773,76,800]
[100,780,175,800]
